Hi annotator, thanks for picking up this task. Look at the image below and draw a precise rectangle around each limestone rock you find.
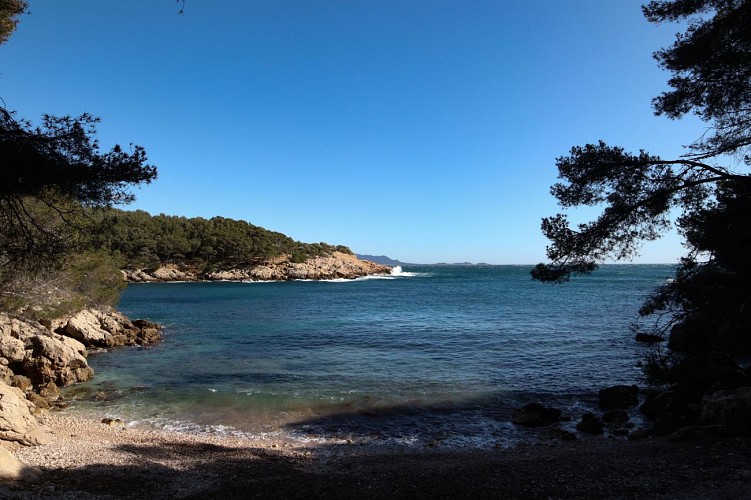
[0,367,12,386]
[64,309,112,348]
[9,376,31,395]
[0,315,42,344]
[0,337,25,365]
[150,265,195,281]
[0,381,48,447]
[22,335,94,388]
[0,446,40,482]
[125,252,391,283]
[131,319,161,346]
[511,402,561,427]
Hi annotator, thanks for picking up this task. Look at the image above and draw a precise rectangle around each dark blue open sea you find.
[64,265,674,448]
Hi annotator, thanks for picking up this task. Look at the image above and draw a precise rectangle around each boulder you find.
[0,337,26,365]
[54,334,88,358]
[21,335,93,388]
[640,390,700,434]
[0,381,48,447]
[151,265,195,281]
[634,333,664,343]
[9,376,31,395]
[602,410,630,425]
[0,367,12,386]
[599,385,639,409]
[669,353,746,397]
[0,315,42,344]
[37,382,60,400]
[64,309,112,348]
[511,402,561,427]
[576,412,604,434]
[26,393,51,411]
[0,446,40,482]
[700,386,751,429]
[130,319,161,346]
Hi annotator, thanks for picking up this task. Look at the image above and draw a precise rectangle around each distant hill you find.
[356,255,501,267]
[92,208,355,271]
[356,255,410,267]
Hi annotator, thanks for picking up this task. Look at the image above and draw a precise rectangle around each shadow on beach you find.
[4,405,751,499]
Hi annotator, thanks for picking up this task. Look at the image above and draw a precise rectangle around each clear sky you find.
[1,1,705,264]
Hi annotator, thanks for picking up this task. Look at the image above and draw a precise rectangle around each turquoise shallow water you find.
[65,264,674,447]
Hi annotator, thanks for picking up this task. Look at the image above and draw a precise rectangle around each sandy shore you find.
[1,413,749,499]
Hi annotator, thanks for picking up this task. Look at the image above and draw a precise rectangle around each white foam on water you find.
[389,266,426,278]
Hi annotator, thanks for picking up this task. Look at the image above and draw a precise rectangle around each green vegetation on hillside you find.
[89,208,353,271]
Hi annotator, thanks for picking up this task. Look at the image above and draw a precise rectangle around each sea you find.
[63,264,675,448]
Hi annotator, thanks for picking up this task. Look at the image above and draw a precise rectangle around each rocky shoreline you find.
[123,252,392,282]
[0,308,161,478]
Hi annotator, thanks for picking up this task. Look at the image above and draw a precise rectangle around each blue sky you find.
[1,1,704,264]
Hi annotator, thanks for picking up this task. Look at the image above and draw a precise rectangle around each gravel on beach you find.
[3,413,751,499]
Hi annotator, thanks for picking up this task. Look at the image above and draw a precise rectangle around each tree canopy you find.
[0,0,26,44]
[533,0,751,353]
[89,208,353,271]
[0,109,156,274]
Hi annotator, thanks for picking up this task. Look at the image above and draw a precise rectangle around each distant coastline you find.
[356,254,496,267]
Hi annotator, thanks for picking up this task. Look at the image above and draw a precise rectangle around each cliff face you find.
[123,252,392,282]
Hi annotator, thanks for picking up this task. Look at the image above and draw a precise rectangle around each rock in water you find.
[511,402,561,427]
[599,385,639,409]
[576,413,604,434]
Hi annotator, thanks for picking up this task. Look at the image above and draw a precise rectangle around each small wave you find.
[390,266,425,278]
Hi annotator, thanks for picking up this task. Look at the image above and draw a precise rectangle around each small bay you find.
[65,265,673,447]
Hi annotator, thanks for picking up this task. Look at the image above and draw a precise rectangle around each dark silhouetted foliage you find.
[533,0,751,355]
[0,108,156,279]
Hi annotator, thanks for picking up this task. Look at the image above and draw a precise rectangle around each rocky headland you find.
[123,252,392,282]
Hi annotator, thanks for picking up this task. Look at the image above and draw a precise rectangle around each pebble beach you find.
[4,413,750,499]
